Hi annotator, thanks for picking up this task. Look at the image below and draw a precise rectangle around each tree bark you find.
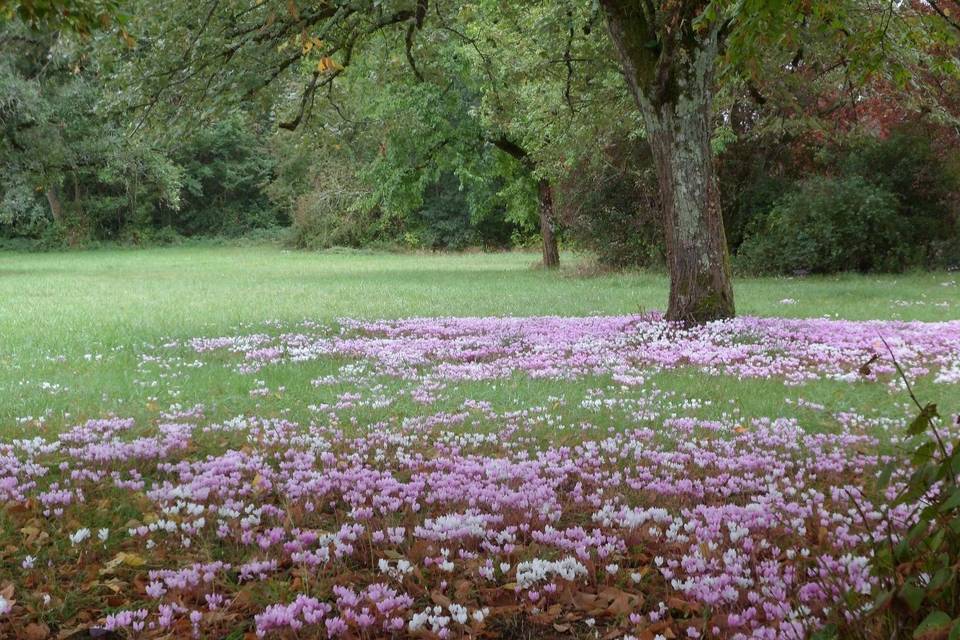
[601,1,734,323]
[643,78,734,323]
[45,183,64,223]
[537,178,560,269]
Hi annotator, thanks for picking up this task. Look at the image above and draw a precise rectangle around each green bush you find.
[737,176,907,274]
[866,398,960,640]
[405,172,477,250]
[728,126,960,275]
[404,172,517,251]
[291,200,385,250]
[723,173,792,252]
[287,163,388,250]
[842,130,958,265]
[717,133,805,253]
[821,362,960,640]
[119,225,183,247]
[572,195,663,269]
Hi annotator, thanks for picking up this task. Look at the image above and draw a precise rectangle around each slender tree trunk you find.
[537,179,560,269]
[601,2,734,323]
[45,183,64,223]
[490,136,560,269]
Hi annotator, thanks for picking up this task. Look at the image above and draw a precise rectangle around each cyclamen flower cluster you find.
[515,556,589,588]
[409,603,489,635]
[3,315,959,638]
[254,595,333,637]
[187,315,960,387]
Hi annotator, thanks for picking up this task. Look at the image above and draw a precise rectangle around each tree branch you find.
[927,0,960,33]
[488,136,534,171]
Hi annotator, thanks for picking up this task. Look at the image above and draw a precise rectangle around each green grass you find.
[2,246,957,353]
[0,245,957,436]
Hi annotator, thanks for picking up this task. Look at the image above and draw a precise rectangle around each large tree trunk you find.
[643,85,734,323]
[537,179,560,269]
[601,2,734,323]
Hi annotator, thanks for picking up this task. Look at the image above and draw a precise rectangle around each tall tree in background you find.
[0,14,182,241]
[596,0,942,321]
[463,2,629,270]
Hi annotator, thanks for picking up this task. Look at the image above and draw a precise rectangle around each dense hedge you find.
[738,130,960,273]
[5,119,959,271]
[737,176,904,274]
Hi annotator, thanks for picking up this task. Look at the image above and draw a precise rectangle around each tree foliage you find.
[2,0,959,278]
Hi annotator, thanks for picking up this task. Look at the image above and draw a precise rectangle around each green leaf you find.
[811,624,838,640]
[870,589,894,613]
[948,618,960,640]
[877,463,894,490]
[912,441,937,465]
[899,581,926,613]
[907,403,939,436]
[940,488,960,513]
[914,611,951,639]
[927,528,946,553]
[928,565,952,590]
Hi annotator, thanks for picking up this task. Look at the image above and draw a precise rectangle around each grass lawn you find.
[2,245,957,350]
[1,246,956,434]
[1,245,958,639]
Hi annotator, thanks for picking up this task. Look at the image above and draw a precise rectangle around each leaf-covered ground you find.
[3,313,960,639]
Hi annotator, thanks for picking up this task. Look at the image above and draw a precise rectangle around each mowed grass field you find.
[1,246,958,437]
[3,245,958,347]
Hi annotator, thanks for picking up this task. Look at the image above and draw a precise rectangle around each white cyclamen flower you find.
[70,528,91,545]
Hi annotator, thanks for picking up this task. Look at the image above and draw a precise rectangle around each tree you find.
[131,0,708,300]
[597,0,955,321]
[599,1,733,322]
[126,1,614,267]
[458,1,631,269]
[129,0,950,320]
[0,16,182,243]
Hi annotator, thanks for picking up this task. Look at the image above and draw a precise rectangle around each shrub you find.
[0,174,50,237]
[865,398,960,640]
[172,116,282,236]
[406,172,477,250]
[288,163,387,250]
[842,129,959,266]
[404,172,517,251]
[825,355,960,640]
[119,225,183,247]
[737,176,906,274]
[560,141,664,269]
[723,173,792,252]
